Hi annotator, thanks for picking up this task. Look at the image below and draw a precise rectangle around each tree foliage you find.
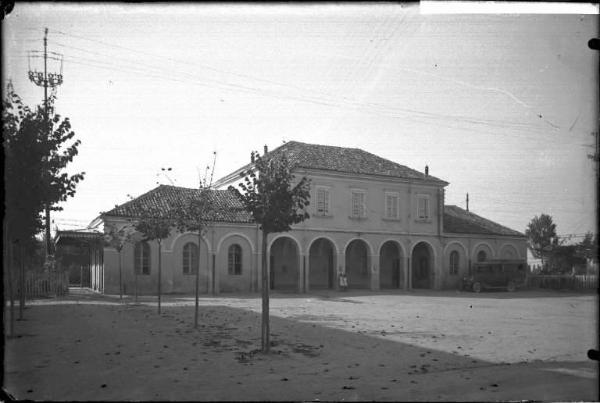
[575,232,598,260]
[525,213,557,264]
[173,186,218,327]
[103,223,136,252]
[134,207,172,243]
[134,206,173,314]
[229,149,310,353]
[173,188,216,236]
[3,84,85,243]
[229,150,311,234]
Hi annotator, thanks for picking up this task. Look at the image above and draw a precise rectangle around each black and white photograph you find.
[2,2,598,401]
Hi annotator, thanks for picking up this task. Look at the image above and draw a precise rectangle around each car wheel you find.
[472,282,482,293]
[506,281,516,292]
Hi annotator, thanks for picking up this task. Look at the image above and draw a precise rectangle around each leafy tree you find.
[3,84,83,331]
[576,232,598,260]
[103,223,136,300]
[134,207,173,314]
[173,186,217,328]
[229,150,310,353]
[525,214,557,267]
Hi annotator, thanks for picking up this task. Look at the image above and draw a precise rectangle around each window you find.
[316,186,331,216]
[477,250,487,262]
[134,242,150,275]
[385,192,399,219]
[449,251,459,275]
[182,242,199,275]
[351,190,366,218]
[228,244,242,275]
[417,195,430,220]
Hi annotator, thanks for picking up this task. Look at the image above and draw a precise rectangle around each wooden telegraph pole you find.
[27,27,64,257]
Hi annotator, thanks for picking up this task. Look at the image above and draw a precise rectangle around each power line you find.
[50,28,562,139]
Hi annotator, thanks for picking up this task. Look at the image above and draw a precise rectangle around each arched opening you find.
[477,250,487,262]
[269,237,299,291]
[379,241,403,289]
[309,238,336,289]
[411,242,433,289]
[345,239,370,289]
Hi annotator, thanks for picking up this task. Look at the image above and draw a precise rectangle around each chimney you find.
[264,145,268,155]
[425,165,429,176]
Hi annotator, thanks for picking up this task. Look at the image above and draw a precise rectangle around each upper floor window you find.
[385,192,399,219]
[477,250,487,262]
[228,244,242,275]
[182,242,199,275]
[134,241,150,275]
[449,251,459,275]
[316,186,331,216]
[417,195,430,220]
[351,190,366,218]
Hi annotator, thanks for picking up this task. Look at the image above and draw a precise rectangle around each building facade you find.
[91,141,527,295]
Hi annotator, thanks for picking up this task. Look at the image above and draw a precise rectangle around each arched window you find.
[477,250,487,262]
[449,251,459,275]
[182,242,199,275]
[228,244,242,275]
[134,242,150,275]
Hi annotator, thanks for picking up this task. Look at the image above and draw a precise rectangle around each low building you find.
[89,141,527,295]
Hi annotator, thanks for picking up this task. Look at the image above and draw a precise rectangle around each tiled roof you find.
[443,205,524,237]
[223,141,448,185]
[102,185,253,223]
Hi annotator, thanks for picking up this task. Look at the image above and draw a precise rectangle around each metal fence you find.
[526,274,598,291]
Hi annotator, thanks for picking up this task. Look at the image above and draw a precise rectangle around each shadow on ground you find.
[4,292,597,401]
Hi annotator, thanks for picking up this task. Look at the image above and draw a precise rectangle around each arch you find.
[227,244,243,275]
[343,237,374,257]
[471,241,494,261]
[134,241,151,275]
[306,235,340,256]
[411,241,435,289]
[269,236,300,291]
[379,238,407,258]
[268,233,303,253]
[308,237,337,290]
[217,233,254,293]
[379,240,404,289]
[449,251,460,275]
[345,239,371,289]
[499,243,520,259]
[442,241,468,258]
[443,241,468,284]
[216,232,256,255]
[169,231,212,254]
[182,242,199,275]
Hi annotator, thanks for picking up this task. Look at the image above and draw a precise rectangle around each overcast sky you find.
[2,3,598,242]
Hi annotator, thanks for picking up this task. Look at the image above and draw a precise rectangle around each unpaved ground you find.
[3,288,598,401]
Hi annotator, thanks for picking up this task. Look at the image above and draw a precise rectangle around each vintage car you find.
[462,259,527,292]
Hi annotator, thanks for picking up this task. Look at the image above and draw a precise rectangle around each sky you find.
[2,2,598,242]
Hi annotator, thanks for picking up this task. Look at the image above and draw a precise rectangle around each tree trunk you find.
[18,242,25,320]
[118,250,123,300]
[261,230,270,353]
[194,232,201,328]
[157,240,162,314]
[5,230,15,337]
[134,268,138,303]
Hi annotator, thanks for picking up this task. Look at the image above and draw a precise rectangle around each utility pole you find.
[466,193,469,212]
[28,28,63,257]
